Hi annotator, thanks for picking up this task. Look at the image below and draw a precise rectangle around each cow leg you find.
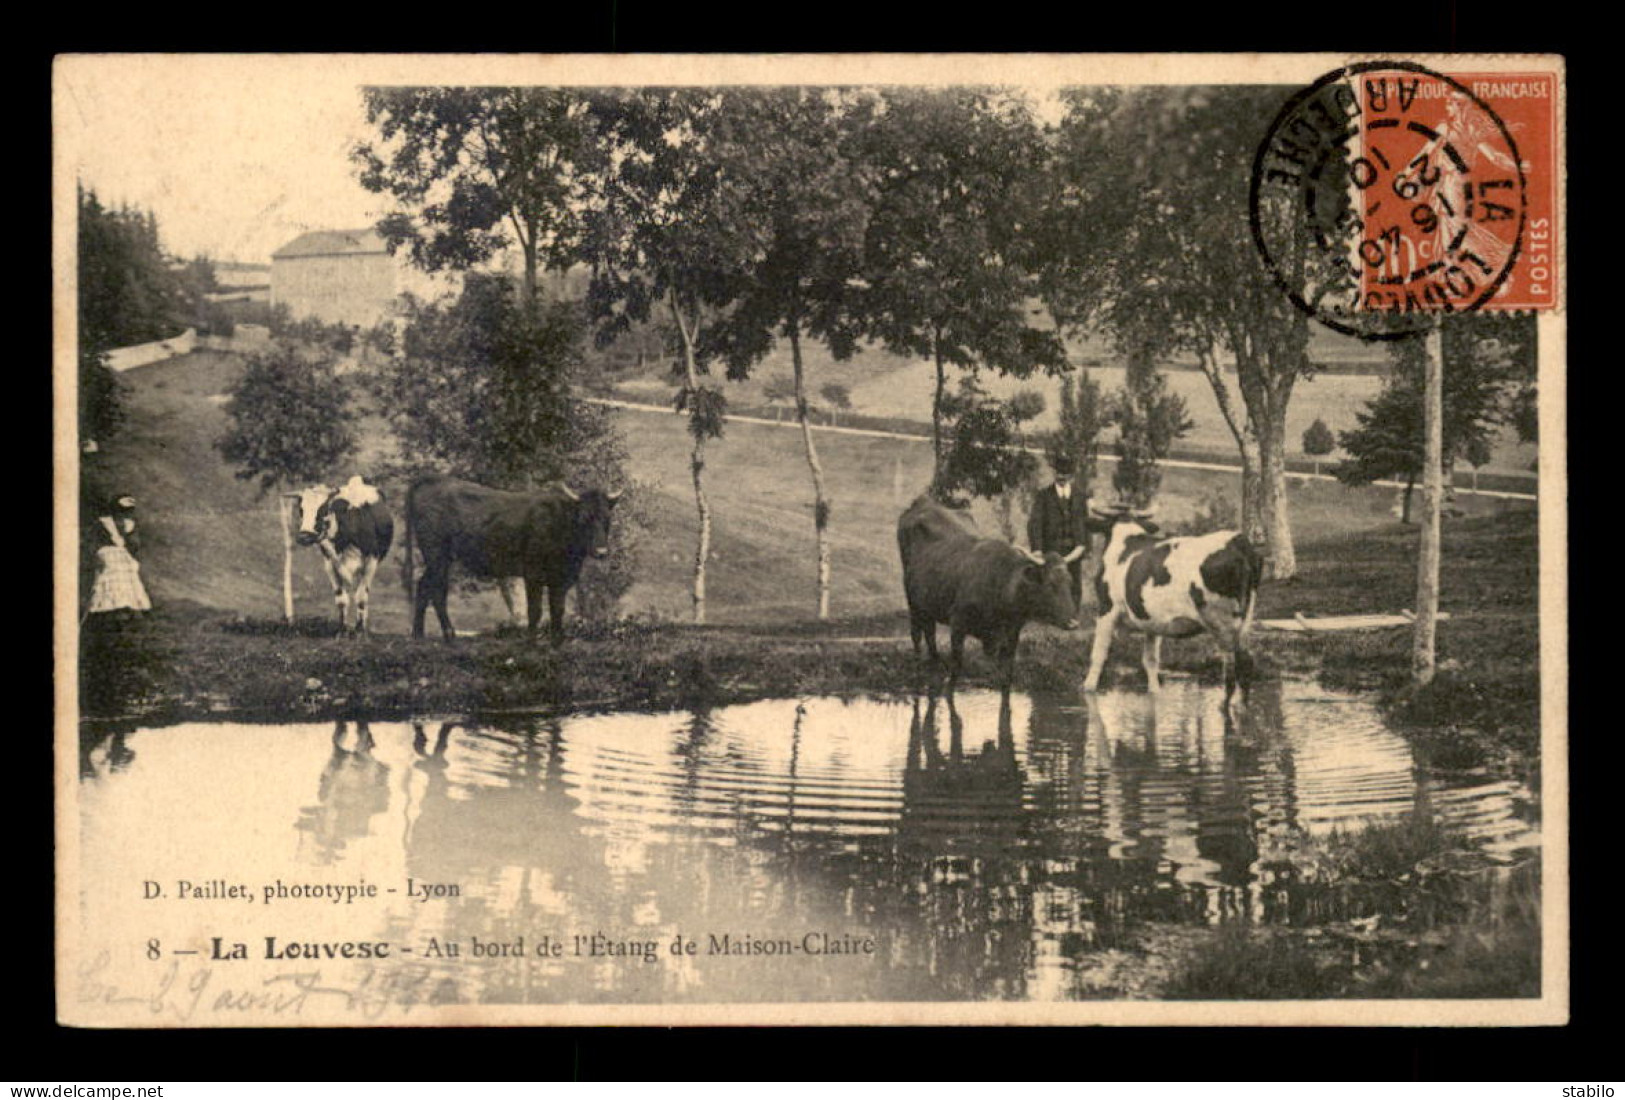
[353,556,380,635]
[500,577,527,629]
[417,562,454,641]
[1142,633,1163,692]
[1083,611,1119,692]
[316,545,348,630]
[411,565,432,638]
[948,627,967,685]
[547,585,568,646]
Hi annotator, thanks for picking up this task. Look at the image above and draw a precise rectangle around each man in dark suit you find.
[1027,471,1093,605]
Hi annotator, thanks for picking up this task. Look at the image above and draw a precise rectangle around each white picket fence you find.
[104,328,196,372]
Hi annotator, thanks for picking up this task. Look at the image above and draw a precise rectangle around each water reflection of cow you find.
[294,720,391,865]
[900,687,1025,856]
[405,720,591,891]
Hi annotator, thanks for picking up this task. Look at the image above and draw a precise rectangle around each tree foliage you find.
[1046,368,1106,495]
[354,88,602,301]
[937,376,1044,502]
[1302,417,1336,457]
[1335,314,1535,503]
[216,344,359,494]
[78,186,190,354]
[373,275,584,489]
[852,89,1066,483]
[1107,350,1194,509]
[1046,86,1314,576]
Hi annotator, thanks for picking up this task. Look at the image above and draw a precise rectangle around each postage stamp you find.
[54,54,1567,1028]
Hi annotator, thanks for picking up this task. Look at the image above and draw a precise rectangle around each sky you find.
[53,53,1346,267]
[58,56,386,263]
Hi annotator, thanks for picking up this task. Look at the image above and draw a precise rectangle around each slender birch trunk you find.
[930,327,946,492]
[1413,326,1445,686]
[670,289,710,625]
[789,322,832,620]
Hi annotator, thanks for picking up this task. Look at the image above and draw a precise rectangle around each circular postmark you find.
[1250,60,1528,340]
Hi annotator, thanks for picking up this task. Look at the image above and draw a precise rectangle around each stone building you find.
[270,229,396,328]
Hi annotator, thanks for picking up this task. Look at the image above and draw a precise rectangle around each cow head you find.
[1018,549,1081,631]
[558,483,623,559]
[289,484,337,547]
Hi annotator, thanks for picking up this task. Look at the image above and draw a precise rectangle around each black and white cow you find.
[287,476,395,634]
[1084,511,1262,701]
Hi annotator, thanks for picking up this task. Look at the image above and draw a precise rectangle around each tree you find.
[354,88,601,304]
[820,382,852,426]
[581,89,745,625]
[1046,367,1106,496]
[853,89,1066,493]
[373,276,581,489]
[1045,87,1317,578]
[78,347,124,446]
[1302,418,1335,458]
[1334,314,1533,521]
[1302,417,1336,476]
[1106,347,1194,509]
[78,185,190,355]
[216,344,359,493]
[937,376,1044,504]
[697,88,878,620]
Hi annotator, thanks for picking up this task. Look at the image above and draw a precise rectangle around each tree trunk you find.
[1256,413,1296,580]
[670,290,709,625]
[1413,326,1445,686]
[279,495,295,624]
[930,327,946,492]
[789,323,832,621]
[1239,433,1265,548]
[1402,474,1416,524]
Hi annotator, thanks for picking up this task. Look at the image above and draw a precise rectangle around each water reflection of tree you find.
[294,720,390,866]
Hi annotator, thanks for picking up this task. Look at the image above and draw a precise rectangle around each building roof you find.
[272,229,388,260]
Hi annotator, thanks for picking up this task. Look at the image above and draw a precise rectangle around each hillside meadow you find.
[78,348,1541,771]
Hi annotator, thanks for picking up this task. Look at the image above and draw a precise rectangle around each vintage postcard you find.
[54,53,1567,1027]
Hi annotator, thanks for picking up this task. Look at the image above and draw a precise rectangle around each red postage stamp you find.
[1253,59,1562,338]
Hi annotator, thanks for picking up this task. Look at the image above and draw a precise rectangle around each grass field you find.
[78,348,1542,773]
[93,349,1529,634]
[609,336,1538,476]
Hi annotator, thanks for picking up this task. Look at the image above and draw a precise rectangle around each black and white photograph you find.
[54,53,1566,1026]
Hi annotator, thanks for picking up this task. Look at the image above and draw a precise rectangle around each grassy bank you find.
[79,509,1540,776]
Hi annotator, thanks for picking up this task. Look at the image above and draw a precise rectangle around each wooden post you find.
[280,495,296,625]
[1412,325,1444,686]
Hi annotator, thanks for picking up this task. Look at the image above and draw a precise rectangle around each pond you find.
[75,679,1538,1011]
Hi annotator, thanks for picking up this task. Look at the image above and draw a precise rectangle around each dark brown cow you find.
[404,475,621,643]
[897,496,1082,683]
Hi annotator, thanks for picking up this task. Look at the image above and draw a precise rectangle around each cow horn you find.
[1063,544,1085,563]
[557,483,581,502]
[606,487,623,502]
[1024,549,1046,564]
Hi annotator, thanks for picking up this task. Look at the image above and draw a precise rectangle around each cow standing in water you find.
[897,496,1082,685]
[403,475,621,644]
[1084,510,1262,702]
[288,476,395,634]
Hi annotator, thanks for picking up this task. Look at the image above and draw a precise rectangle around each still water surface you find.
[79,679,1536,1007]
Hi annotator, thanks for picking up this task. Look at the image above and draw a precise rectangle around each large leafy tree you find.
[697,88,877,620]
[581,89,748,625]
[354,88,601,303]
[216,344,359,494]
[1044,86,1315,578]
[372,275,585,489]
[853,88,1067,494]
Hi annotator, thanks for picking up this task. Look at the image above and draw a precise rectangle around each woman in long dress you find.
[85,490,151,618]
